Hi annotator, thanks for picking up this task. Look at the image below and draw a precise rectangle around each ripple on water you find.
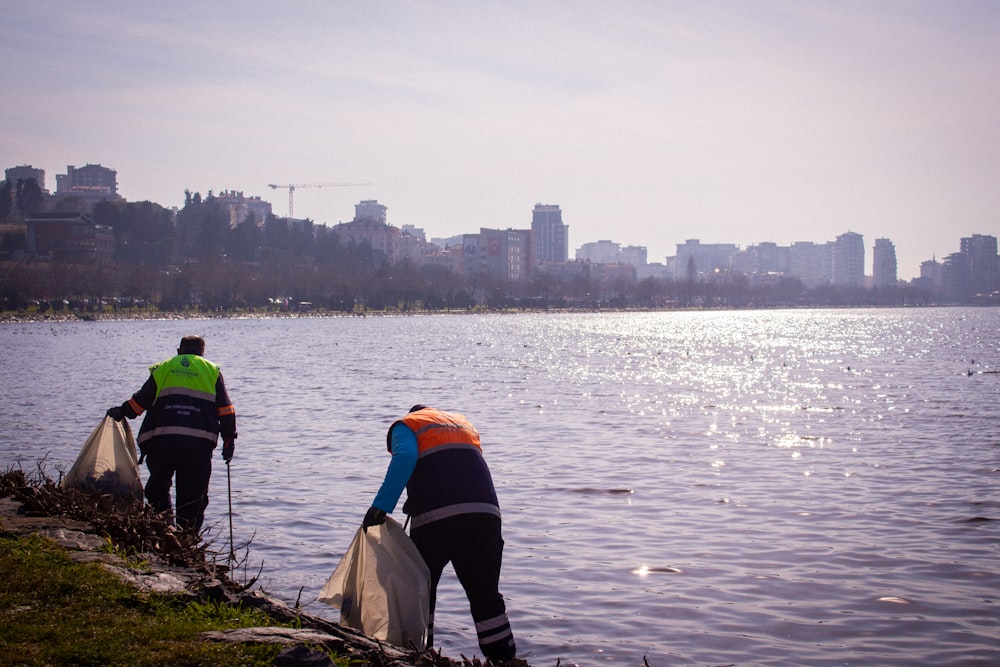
[2,309,999,665]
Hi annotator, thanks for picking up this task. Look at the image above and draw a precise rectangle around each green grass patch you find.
[0,533,290,667]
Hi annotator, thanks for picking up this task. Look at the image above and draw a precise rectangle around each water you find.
[1,308,997,666]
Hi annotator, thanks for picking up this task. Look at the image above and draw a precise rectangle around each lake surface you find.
[1,308,998,666]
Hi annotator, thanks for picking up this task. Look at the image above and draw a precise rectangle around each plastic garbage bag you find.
[62,416,143,499]
[318,517,430,649]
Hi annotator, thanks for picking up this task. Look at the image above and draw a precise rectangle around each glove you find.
[222,438,235,463]
[362,506,387,532]
[106,406,125,421]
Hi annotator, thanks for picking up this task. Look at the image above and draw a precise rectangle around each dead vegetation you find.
[0,462,249,583]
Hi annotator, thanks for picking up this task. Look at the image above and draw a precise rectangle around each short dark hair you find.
[178,335,206,355]
[409,404,428,413]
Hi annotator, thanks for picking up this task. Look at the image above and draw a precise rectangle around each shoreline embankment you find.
[0,469,530,667]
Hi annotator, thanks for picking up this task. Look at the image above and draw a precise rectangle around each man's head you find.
[177,335,206,356]
[409,404,428,413]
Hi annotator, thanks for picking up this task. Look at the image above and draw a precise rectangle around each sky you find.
[3,1,999,280]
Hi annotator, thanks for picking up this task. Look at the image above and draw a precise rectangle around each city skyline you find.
[3,2,999,280]
[3,160,987,284]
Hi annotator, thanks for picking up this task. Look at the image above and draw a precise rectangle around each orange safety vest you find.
[395,408,500,528]
[401,408,482,455]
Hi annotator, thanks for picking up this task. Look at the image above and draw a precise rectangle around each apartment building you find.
[832,231,865,287]
[961,234,999,295]
[788,242,833,287]
[673,239,740,279]
[532,204,568,265]
[872,238,898,287]
[5,165,48,192]
[55,164,120,203]
[576,240,621,264]
[215,190,273,228]
[481,227,532,283]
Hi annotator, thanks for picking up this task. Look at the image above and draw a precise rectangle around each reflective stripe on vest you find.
[409,502,501,529]
[138,425,219,442]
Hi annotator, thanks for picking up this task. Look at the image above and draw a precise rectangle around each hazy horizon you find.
[3,1,999,280]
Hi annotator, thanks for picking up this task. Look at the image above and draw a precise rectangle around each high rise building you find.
[481,228,532,282]
[459,233,483,277]
[788,241,833,287]
[619,245,648,267]
[960,234,998,295]
[941,252,971,298]
[872,238,898,287]
[746,242,788,275]
[576,240,621,264]
[532,204,568,264]
[672,239,739,279]
[832,231,865,287]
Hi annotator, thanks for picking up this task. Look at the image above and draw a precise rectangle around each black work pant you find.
[144,447,213,533]
[410,513,516,661]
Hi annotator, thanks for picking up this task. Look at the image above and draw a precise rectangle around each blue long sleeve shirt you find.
[371,423,418,513]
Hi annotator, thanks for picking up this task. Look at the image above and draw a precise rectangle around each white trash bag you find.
[62,416,143,499]
[318,517,430,649]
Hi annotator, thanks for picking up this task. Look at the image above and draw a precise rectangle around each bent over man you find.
[363,405,516,661]
[107,335,237,533]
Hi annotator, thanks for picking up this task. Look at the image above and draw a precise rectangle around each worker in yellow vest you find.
[107,335,237,533]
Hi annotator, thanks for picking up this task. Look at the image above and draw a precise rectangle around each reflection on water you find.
[1,308,998,665]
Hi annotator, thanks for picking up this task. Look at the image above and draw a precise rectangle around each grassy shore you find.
[0,533,294,667]
[0,467,529,667]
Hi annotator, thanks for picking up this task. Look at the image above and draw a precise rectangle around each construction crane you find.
[267,182,371,219]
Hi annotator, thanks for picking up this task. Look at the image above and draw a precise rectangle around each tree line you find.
[1,188,944,313]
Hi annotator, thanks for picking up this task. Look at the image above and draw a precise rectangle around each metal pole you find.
[226,460,235,570]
